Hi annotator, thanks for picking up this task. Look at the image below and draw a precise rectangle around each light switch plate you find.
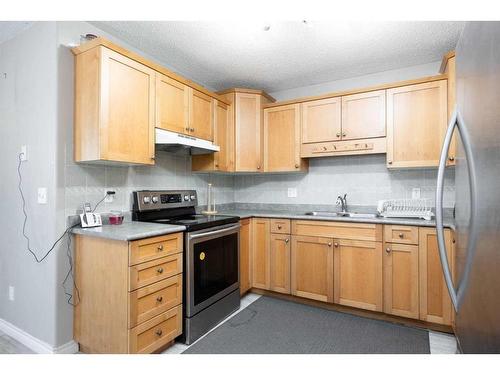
[412,188,421,199]
[37,187,47,204]
[287,188,297,198]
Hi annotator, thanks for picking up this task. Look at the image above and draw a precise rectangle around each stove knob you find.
[143,196,151,204]
[151,196,159,204]
[190,194,196,201]
[184,195,189,201]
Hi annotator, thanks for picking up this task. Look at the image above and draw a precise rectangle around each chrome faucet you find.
[336,194,347,213]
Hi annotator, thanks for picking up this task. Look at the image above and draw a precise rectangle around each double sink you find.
[305,211,379,219]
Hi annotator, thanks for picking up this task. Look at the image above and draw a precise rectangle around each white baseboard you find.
[0,318,79,354]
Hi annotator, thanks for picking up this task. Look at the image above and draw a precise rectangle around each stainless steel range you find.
[132,190,241,344]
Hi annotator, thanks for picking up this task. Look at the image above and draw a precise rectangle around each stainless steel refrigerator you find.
[436,21,500,353]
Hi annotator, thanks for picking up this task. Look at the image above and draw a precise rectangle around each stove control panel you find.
[133,190,198,211]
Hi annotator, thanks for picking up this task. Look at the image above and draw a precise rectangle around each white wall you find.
[0,22,62,347]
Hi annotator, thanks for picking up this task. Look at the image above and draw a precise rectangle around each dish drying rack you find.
[377,199,434,220]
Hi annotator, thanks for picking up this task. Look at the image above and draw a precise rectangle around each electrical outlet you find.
[412,188,421,199]
[287,188,297,198]
[37,187,47,204]
[8,286,14,301]
[20,145,28,161]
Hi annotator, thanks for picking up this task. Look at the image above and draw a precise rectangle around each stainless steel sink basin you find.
[305,211,379,218]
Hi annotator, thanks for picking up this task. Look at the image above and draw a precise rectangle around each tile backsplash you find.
[65,153,455,217]
[233,155,455,209]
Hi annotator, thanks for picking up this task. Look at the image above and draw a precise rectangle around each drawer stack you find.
[74,232,184,354]
[128,234,183,354]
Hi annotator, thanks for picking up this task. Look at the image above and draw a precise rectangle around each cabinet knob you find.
[334,242,339,247]
[185,127,190,132]
[155,329,163,337]
[342,132,346,137]
[156,296,163,303]
[151,156,156,161]
[295,164,299,168]
[323,146,327,151]
[157,245,164,252]
[388,160,393,165]
[398,233,404,238]
[278,225,282,229]
[448,156,455,162]
[328,242,332,247]
[257,165,261,170]
[157,267,164,274]
[215,163,219,168]
[285,238,289,244]
[190,127,195,132]
[386,247,391,253]
[336,132,341,137]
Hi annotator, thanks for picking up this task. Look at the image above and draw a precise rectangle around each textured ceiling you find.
[0,21,34,44]
[98,21,464,92]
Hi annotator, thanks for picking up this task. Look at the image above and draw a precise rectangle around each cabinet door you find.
[156,73,189,135]
[291,235,334,302]
[189,88,214,141]
[444,56,457,166]
[239,219,252,295]
[251,218,270,290]
[264,104,305,172]
[235,93,262,172]
[334,239,383,311]
[419,228,453,325]
[301,97,342,144]
[341,90,386,140]
[100,47,155,165]
[270,234,291,294]
[216,100,234,171]
[386,80,447,168]
[383,242,419,319]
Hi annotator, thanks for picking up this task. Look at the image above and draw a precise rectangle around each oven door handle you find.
[188,223,240,240]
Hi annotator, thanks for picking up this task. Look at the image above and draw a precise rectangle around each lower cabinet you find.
[291,235,334,303]
[419,227,454,325]
[239,218,252,295]
[251,218,271,289]
[383,242,419,319]
[333,239,383,312]
[270,234,291,294]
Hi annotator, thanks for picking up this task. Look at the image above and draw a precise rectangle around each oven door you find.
[185,223,240,317]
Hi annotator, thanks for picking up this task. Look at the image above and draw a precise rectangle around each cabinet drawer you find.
[292,220,382,242]
[129,274,182,328]
[128,305,182,354]
[384,225,418,245]
[129,253,182,291]
[270,219,291,234]
[129,233,183,266]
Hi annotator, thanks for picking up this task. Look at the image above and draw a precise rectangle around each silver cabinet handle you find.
[188,224,240,240]
[436,106,478,312]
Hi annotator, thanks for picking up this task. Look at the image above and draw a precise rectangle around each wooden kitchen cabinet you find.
[386,79,448,168]
[383,242,419,319]
[291,235,334,302]
[442,52,457,166]
[74,46,156,165]
[239,219,252,295]
[192,100,233,172]
[190,88,214,141]
[251,218,271,290]
[333,239,383,311]
[301,97,342,144]
[270,234,291,294]
[156,73,189,135]
[218,89,275,172]
[419,227,454,325]
[263,104,308,172]
[341,90,386,140]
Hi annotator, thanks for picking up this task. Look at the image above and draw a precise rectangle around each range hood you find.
[155,128,220,155]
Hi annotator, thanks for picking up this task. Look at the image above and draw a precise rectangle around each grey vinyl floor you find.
[0,294,457,354]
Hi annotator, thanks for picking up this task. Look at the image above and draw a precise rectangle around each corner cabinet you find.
[263,104,308,172]
[386,80,448,168]
[74,46,156,165]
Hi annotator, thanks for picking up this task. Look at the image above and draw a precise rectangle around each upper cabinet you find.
[74,46,156,165]
[441,51,457,166]
[263,104,308,172]
[301,97,342,143]
[386,80,448,168]
[156,74,189,135]
[73,38,225,166]
[341,90,386,140]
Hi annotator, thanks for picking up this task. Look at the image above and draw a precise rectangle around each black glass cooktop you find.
[148,214,239,232]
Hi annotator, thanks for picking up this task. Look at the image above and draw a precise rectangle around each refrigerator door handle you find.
[436,106,478,312]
